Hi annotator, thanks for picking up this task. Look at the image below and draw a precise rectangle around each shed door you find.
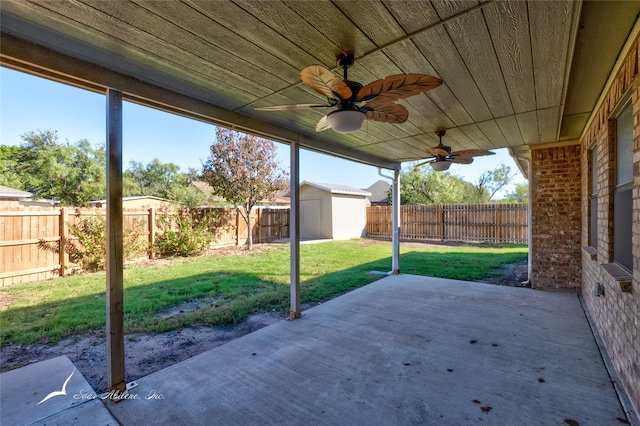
[301,199,323,239]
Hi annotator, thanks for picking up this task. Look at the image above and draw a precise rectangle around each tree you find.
[3,130,106,206]
[4,130,215,207]
[0,145,22,188]
[123,159,181,199]
[471,164,516,202]
[166,174,212,208]
[392,165,476,205]
[504,182,529,203]
[123,160,212,207]
[202,128,288,250]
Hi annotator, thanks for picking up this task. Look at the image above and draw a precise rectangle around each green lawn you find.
[0,239,527,346]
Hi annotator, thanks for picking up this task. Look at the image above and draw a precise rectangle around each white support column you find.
[391,168,401,274]
[106,89,126,393]
[527,158,533,284]
[289,141,301,319]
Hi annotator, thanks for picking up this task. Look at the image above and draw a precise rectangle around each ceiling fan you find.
[415,130,495,171]
[256,52,442,133]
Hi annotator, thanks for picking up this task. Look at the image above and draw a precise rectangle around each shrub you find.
[39,212,147,273]
[67,213,108,271]
[154,208,217,257]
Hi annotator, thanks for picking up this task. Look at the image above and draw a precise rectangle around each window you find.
[614,103,632,271]
[589,146,598,249]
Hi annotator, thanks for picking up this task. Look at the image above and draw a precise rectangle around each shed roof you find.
[302,181,372,197]
[0,185,32,198]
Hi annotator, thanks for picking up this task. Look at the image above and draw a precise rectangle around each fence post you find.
[59,207,68,277]
[251,207,262,244]
[235,209,240,246]
[495,204,501,242]
[148,207,155,259]
[439,205,445,240]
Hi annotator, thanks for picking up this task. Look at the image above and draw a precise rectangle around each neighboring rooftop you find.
[191,180,213,194]
[0,185,32,198]
[364,180,391,205]
[302,181,372,197]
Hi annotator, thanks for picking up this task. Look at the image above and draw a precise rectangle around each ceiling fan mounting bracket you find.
[336,52,355,68]
[436,130,446,138]
[336,52,355,82]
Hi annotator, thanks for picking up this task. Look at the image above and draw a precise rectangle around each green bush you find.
[154,208,216,257]
[39,213,147,273]
[67,214,108,271]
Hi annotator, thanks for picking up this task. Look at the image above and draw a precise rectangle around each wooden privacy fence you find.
[367,204,528,244]
[0,206,289,286]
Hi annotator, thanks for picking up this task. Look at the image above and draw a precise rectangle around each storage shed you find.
[299,181,371,240]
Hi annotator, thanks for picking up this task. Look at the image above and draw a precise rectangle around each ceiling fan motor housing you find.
[326,109,366,133]
[431,161,452,171]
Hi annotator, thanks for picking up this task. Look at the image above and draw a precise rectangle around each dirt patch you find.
[156,297,222,319]
[0,310,290,393]
[478,258,529,287]
[0,292,17,309]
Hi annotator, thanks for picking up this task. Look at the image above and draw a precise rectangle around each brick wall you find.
[0,200,20,209]
[530,144,582,290]
[580,36,639,415]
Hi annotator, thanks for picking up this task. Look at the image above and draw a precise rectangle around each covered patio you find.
[1,274,630,425]
[1,0,639,421]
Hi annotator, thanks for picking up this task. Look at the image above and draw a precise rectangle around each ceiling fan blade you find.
[301,65,352,100]
[363,103,409,124]
[425,147,449,157]
[449,156,474,164]
[450,149,495,157]
[315,116,331,132]
[256,103,332,111]
[358,74,442,103]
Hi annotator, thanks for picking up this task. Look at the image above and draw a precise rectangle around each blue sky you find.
[1,67,526,191]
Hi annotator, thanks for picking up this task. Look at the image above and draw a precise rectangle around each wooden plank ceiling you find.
[1,0,638,171]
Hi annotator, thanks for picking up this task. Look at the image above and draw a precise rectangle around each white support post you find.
[106,89,126,393]
[527,158,533,284]
[391,168,401,274]
[289,141,301,319]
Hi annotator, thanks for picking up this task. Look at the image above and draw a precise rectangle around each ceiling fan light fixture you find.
[326,109,366,133]
[430,161,451,171]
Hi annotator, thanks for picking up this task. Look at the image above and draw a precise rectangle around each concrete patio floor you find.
[2,274,634,425]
